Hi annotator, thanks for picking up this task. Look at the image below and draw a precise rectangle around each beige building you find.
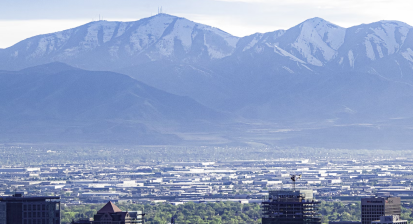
[361,197,401,224]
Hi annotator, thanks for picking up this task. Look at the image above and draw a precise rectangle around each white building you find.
[372,215,408,224]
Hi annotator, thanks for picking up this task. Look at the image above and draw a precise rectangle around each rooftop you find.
[97,201,122,213]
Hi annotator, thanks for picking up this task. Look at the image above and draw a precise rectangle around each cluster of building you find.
[262,189,405,224]
[0,191,407,224]
[0,193,144,224]
[0,157,413,223]
[0,158,413,204]
[70,201,144,224]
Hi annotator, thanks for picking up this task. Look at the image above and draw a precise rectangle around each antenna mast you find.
[290,174,302,191]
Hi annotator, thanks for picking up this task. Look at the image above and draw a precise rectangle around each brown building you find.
[72,201,144,224]
[361,197,401,224]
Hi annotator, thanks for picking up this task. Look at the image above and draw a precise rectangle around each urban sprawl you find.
[1,147,413,224]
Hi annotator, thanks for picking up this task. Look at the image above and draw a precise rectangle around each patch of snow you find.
[365,39,375,60]
[309,20,347,50]
[402,48,413,63]
[54,30,73,47]
[155,18,195,56]
[187,65,212,77]
[376,45,384,58]
[30,37,49,58]
[339,57,343,65]
[377,23,398,54]
[307,56,323,66]
[292,18,344,65]
[282,66,294,74]
[83,23,102,49]
[175,19,195,50]
[191,30,198,40]
[27,28,74,59]
[367,21,410,56]
[344,106,356,114]
[125,16,238,59]
[273,30,286,39]
[129,15,175,53]
[201,26,239,58]
[199,24,239,48]
[204,35,230,59]
[270,44,306,64]
[156,37,174,57]
[243,34,263,51]
[399,26,410,43]
[62,48,80,57]
[115,22,130,37]
[225,36,239,49]
[302,64,313,71]
[395,59,403,78]
[206,45,229,59]
[348,50,354,68]
[101,22,117,43]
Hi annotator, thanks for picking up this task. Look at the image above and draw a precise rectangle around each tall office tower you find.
[0,193,60,224]
[361,197,401,224]
[71,201,145,224]
[262,190,321,224]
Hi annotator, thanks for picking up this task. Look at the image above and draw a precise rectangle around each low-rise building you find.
[372,215,408,224]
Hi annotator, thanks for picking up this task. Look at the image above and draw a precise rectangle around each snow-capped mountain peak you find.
[298,17,346,50]
[0,13,240,70]
[272,17,347,66]
[2,15,413,84]
[332,19,413,70]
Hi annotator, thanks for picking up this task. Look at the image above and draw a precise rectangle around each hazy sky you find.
[1,0,413,48]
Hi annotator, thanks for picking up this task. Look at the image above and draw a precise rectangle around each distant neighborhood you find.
[1,156,413,206]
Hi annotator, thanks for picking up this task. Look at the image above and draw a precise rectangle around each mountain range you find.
[2,14,413,148]
[0,62,230,144]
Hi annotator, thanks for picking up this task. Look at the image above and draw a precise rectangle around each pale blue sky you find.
[1,0,413,48]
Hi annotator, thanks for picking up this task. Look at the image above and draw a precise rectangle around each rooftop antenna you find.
[290,174,302,191]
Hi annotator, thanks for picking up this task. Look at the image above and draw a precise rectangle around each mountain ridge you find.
[2,15,413,79]
[3,16,413,147]
[0,14,239,71]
